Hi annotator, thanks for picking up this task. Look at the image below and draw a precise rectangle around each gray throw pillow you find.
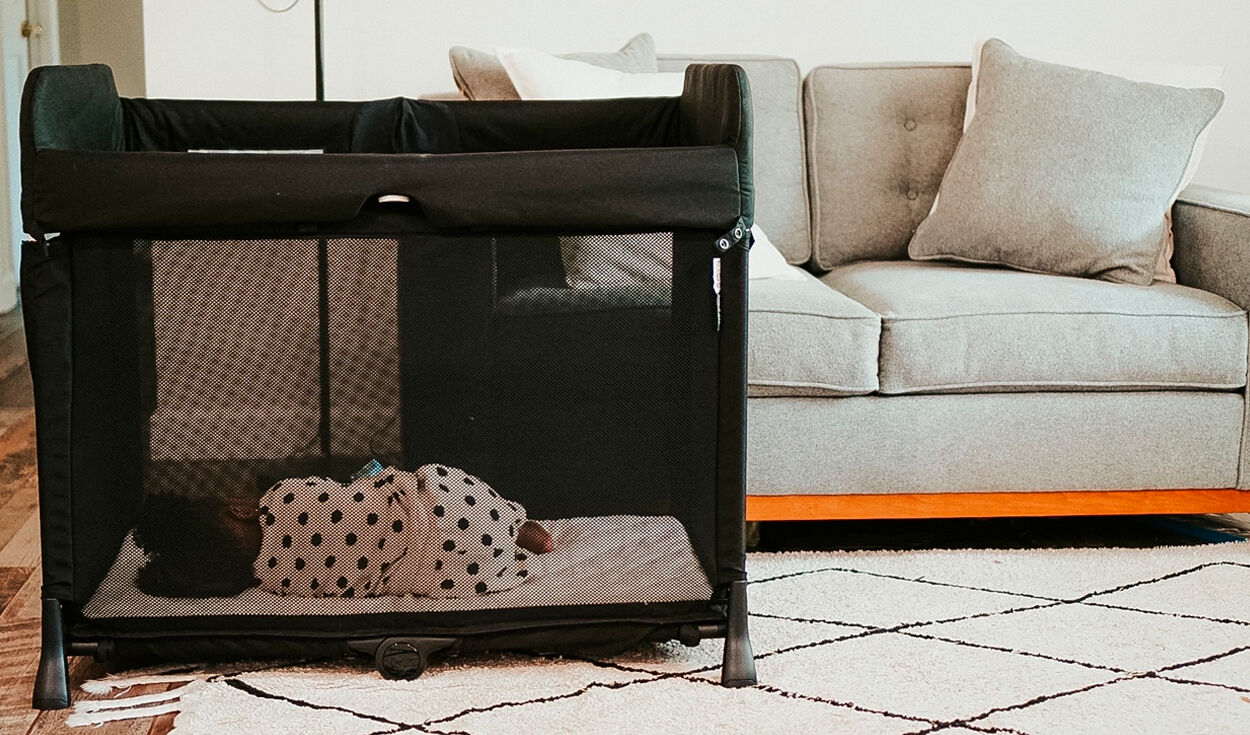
[449,33,657,100]
[907,39,1223,286]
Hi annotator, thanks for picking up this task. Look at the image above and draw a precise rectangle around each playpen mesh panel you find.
[81,232,720,623]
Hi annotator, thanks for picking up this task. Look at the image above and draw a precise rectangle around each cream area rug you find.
[71,544,1250,734]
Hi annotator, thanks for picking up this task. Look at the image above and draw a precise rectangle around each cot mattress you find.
[81,515,712,618]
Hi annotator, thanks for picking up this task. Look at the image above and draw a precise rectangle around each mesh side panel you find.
[82,232,719,627]
[142,239,321,500]
[146,239,321,465]
[327,239,401,460]
[482,233,679,521]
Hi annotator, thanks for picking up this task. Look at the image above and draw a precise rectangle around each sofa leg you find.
[721,580,757,687]
[33,598,71,710]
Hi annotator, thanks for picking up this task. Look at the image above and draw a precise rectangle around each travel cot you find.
[19,63,756,708]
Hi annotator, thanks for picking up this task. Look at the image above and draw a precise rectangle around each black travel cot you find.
[19,63,756,709]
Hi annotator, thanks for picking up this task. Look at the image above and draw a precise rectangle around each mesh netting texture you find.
[85,233,719,623]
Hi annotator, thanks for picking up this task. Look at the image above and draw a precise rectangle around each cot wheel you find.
[372,636,458,680]
[376,639,427,679]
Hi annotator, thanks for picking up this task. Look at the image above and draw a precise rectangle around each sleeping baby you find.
[133,464,554,599]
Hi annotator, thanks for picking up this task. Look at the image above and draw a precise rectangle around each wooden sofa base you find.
[746,489,1250,521]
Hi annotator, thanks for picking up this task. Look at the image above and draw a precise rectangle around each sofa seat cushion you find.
[749,270,880,396]
[821,261,1248,395]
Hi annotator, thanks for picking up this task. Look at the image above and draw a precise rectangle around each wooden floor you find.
[0,309,175,735]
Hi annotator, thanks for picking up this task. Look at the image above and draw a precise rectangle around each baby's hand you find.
[516,521,554,555]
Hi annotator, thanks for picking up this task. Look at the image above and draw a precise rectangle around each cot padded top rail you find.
[20,64,753,237]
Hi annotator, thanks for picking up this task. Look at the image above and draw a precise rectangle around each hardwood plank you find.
[0,412,39,573]
[0,472,39,555]
[0,567,34,617]
[0,410,36,469]
[0,618,41,735]
[0,565,44,624]
[0,310,22,345]
[0,328,28,384]
[2,706,37,735]
[0,617,39,732]
[0,410,37,494]
[0,409,33,457]
[0,367,34,410]
[0,489,39,558]
[0,514,40,569]
[747,489,1250,521]
[148,706,178,735]
[0,329,56,730]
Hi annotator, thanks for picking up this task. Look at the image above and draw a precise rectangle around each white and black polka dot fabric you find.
[254,465,532,599]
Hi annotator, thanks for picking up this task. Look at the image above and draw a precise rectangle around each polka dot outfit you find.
[254,465,532,598]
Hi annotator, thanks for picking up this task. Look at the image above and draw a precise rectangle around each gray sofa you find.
[656,55,1250,517]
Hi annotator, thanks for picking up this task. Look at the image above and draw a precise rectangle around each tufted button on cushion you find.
[906,188,919,201]
[904,118,917,131]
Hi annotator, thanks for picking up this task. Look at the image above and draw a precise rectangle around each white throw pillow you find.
[497,47,684,100]
[748,225,806,281]
[961,41,1224,282]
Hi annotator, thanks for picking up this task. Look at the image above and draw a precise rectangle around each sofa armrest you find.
[1172,185,1250,309]
[1173,185,1250,489]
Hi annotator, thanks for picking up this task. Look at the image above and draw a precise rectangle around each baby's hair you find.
[133,494,260,598]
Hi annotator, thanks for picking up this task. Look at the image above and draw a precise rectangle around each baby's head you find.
[133,493,263,598]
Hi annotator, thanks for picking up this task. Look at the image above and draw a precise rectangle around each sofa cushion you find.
[821,261,1248,395]
[749,270,879,397]
[749,392,1243,496]
[960,46,1225,284]
[659,54,811,265]
[907,40,1224,287]
[804,64,970,271]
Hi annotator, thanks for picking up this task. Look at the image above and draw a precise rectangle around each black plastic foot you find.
[33,598,70,710]
[721,580,757,687]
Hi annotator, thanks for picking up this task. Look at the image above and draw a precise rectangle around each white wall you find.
[143,0,314,100]
[138,0,1250,190]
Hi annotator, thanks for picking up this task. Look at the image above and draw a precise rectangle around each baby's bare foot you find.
[516,521,554,554]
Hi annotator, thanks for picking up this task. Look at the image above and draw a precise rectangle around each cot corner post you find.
[32,597,71,709]
[721,579,757,687]
[715,226,755,688]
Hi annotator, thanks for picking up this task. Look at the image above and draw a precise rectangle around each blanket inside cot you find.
[82,515,712,618]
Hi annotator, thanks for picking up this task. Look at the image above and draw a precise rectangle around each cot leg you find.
[33,598,71,710]
[721,580,757,687]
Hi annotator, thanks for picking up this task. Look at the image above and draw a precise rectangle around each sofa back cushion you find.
[659,55,811,265]
[804,64,969,271]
